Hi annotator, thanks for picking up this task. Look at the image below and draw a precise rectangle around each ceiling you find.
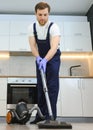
[0,0,93,15]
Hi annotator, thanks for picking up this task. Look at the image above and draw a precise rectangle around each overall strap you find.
[46,22,54,38]
[33,23,38,42]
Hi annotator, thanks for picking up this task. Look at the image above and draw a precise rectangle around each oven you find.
[7,78,37,110]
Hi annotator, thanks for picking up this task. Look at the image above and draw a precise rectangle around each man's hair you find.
[35,2,50,13]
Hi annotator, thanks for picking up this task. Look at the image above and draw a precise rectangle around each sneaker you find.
[30,118,45,124]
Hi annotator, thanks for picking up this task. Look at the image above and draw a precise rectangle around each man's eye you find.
[39,14,42,16]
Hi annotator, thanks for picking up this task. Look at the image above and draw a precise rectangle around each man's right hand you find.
[39,58,48,73]
[36,56,42,65]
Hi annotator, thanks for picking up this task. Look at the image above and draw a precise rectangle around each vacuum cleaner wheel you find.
[38,120,72,129]
[6,110,16,124]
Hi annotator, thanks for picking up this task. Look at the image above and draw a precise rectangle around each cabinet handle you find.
[81,80,85,90]
[19,48,27,51]
[75,49,83,51]
[19,33,27,35]
[74,33,82,36]
[78,79,81,89]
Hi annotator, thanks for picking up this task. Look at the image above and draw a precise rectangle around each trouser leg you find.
[46,59,60,119]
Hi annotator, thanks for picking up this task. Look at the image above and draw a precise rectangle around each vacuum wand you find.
[40,69,54,120]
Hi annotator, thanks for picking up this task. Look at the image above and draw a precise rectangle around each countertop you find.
[0,75,93,78]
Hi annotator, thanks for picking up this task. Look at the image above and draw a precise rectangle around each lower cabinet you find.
[58,78,93,117]
[0,100,7,116]
[57,88,62,116]
[0,78,7,116]
[59,78,82,117]
[81,79,93,117]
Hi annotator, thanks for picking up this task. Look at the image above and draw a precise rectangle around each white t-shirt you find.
[28,21,61,40]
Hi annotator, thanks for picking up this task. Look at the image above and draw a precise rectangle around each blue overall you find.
[33,22,61,120]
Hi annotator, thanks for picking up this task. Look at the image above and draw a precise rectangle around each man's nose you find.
[41,15,45,19]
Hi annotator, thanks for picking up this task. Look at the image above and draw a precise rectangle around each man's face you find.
[35,8,49,26]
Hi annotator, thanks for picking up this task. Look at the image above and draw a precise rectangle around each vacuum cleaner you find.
[6,68,72,129]
[6,101,45,124]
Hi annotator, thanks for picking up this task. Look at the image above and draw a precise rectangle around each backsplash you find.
[0,55,92,77]
[0,59,9,75]
[59,59,89,76]
[0,56,36,76]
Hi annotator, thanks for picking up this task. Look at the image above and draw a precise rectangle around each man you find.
[28,2,61,124]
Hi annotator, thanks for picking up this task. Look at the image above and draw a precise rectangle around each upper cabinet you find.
[56,21,65,51]
[0,21,10,51]
[64,36,92,52]
[63,22,92,52]
[9,21,31,52]
[0,15,92,52]
[64,22,91,36]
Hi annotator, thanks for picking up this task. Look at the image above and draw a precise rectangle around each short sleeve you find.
[28,23,34,37]
[50,23,61,37]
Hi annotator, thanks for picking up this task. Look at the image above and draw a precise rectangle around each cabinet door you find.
[60,78,82,117]
[64,36,92,52]
[0,78,7,116]
[64,22,91,36]
[0,78,7,99]
[63,22,92,52]
[48,20,64,51]
[0,21,10,35]
[10,21,31,51]
[0,21,10,50]
[10,21,31,35]
[10,35,30,51]
[0,100,7,116]
[56,22,64,51]
[0,36,9,50]
[57,86,62,116]
[81,79,93,117]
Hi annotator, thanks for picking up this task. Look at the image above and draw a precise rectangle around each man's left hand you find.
[39,58,48,73]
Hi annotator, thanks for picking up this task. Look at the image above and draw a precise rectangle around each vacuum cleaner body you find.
[6,101,30,124]
[6,100,45,124]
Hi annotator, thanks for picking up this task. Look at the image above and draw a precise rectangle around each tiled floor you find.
[0,118,93,130]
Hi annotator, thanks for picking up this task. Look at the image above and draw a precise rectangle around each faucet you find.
[70,65,81,76]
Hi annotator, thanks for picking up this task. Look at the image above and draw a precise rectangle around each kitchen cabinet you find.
[64,36,92,52]
[63,22,92,52]
[0,21,10,50]
[57,87,62,116]
[56,22,65,51]
[9,21,31,52]
[64,22,91,36]
[59,78,93,117]
[81,78,93,117]
[0,78,7,116]
[59,78,82,117]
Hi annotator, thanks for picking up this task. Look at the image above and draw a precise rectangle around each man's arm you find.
[29,36,39,57]
[45,35,60,61]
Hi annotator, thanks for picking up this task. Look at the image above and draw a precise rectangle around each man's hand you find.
[39,58,48,73]
[36,56,42,65]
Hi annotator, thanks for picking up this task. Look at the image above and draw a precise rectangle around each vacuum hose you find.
[29,105,45,119]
